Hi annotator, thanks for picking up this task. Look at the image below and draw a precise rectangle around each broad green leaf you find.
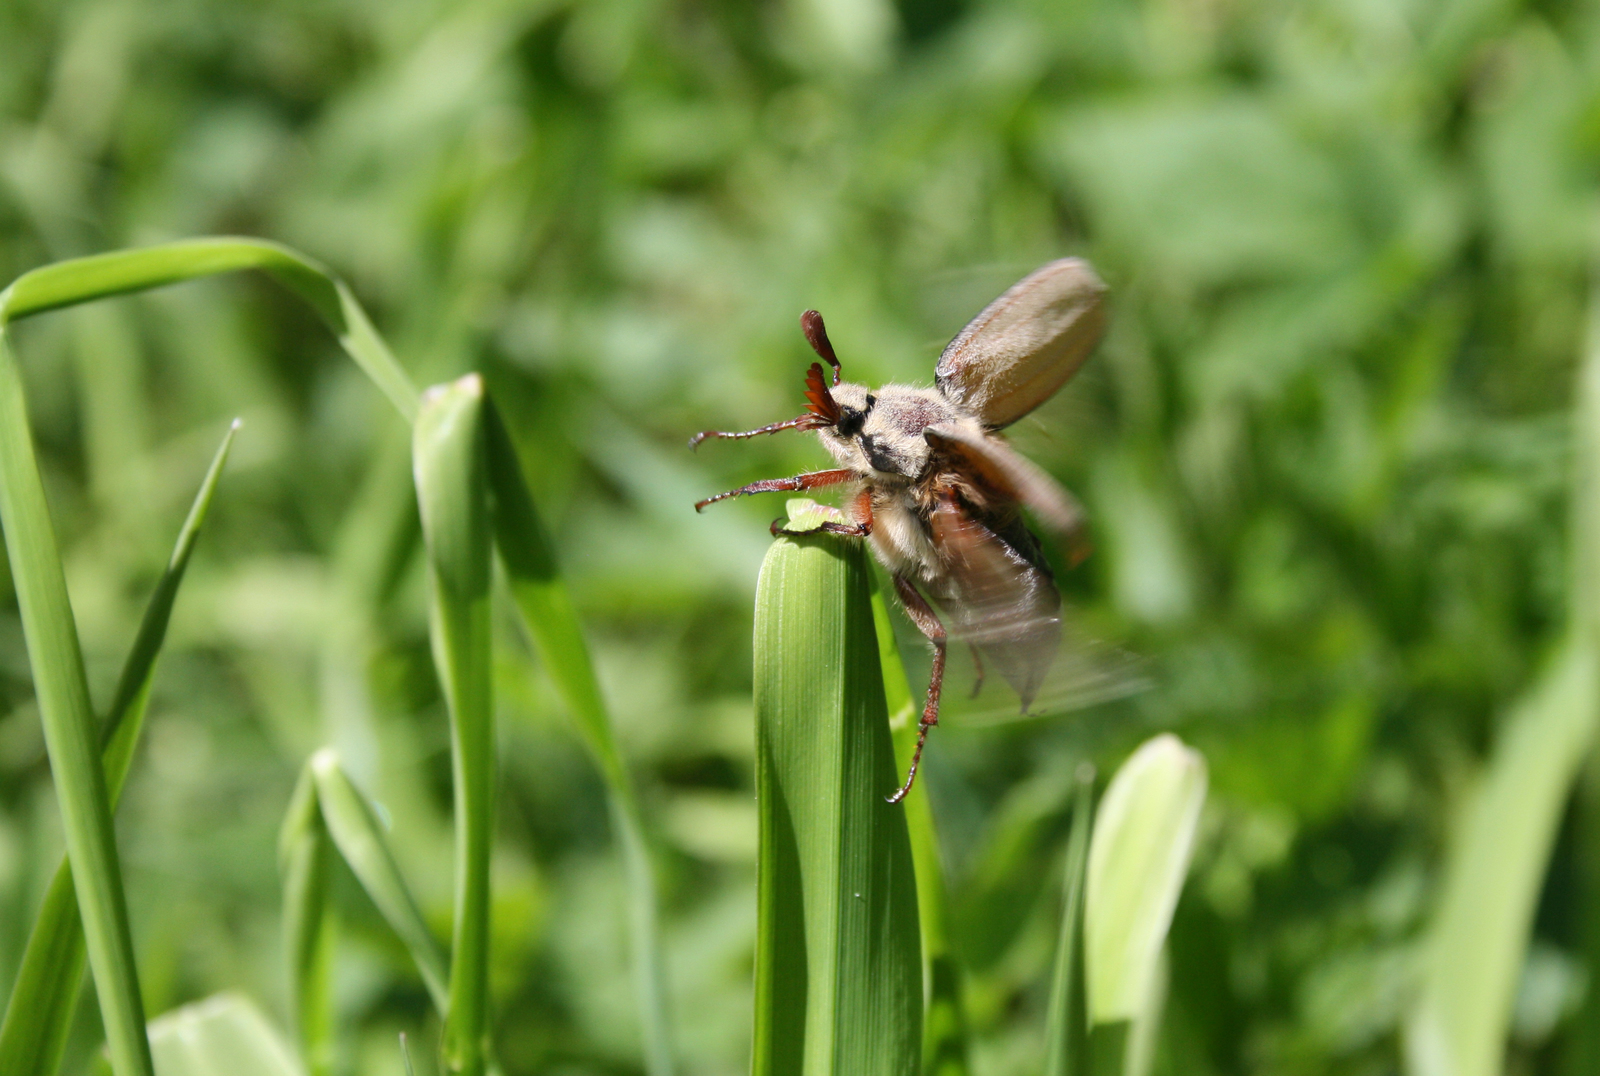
[0,423,235,1076]
[307,749,449,1011]
[1044,765,1096,1076]
[484,400,673,1076]
[414,376,494,1076]
[869,574,970,1076]
[279,764,336,1076]
[0,328,151,1076]
[143,994,302,1076]
[751,498,921,1076]
[1085,733,1206,1026]
[0,239,417,421]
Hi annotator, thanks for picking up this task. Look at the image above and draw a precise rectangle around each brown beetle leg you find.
[695,469,855,512]
[888,573,946,804]
[771,484,873,538]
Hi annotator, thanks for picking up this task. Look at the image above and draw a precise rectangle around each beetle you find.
[691,259,1107,802]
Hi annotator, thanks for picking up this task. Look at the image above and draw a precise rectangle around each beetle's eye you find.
[837,407,865,436]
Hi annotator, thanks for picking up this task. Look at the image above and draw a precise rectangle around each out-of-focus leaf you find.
[751,498,921,1076]
[307,748,449,1010]
[143,994,302,1076]
[1086,734,1206,1025]
[278,763,335,1076]
[1406,642,1598,1076]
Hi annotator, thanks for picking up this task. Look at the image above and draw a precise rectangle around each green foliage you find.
[3,0,1600,1073]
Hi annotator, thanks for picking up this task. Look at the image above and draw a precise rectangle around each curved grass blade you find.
[307,748,449,1011]
[414,377,494,1076]
[869,572,970,1076]
[0,239,417,421]
[142,994,302,1076]
[751,499,921,1076]
[1044,764,1096,1076]
[1085,734,1205,1035]
[484,401,673,1076]
[0,422,236,1076]
[279,764,336,1076]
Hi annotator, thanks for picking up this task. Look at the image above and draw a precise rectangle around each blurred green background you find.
[2,0,1598,1073]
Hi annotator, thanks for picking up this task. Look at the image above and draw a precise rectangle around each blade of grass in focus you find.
[278,765,335,1076]
[751,498,921,1076]
[139,995,302,1076]
[0,422,236,1076]
[869,574,970,1076]
[1043,765,1095,1076]
[1085,734,1206,1072]
[1404,269,1600,1076]
[414,377,495,1076]
[484,401,673,1076]
[308,748,450,1010]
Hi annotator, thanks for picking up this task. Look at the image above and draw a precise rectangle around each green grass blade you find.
[279,764,336,1076]
[0,330,153,1076]
[0,238,418,420]
[484,402,673,1076]
[1405,643,1599,1076]
[307,748,450,1011]
[143,994,302,1076]
[1085,734,1206,1034]
[751,499,921,1076]
[414,377,494,1076]
[1044,764,1096,1076]
[869,573,970,1076]
[0,423,236,1076]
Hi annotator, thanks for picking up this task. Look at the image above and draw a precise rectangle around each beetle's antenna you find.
[801,310,842,385]
[687,359,840,450]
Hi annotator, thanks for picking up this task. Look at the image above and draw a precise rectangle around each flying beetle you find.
[692,259,1108,803]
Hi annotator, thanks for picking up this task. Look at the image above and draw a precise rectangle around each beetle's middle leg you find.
[888,573,946,804]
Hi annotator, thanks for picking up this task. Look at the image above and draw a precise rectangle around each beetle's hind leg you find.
[968,644,986,699]
[888,573,947,804]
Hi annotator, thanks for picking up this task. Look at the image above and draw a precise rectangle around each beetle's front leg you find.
[770,483,874,538]
[888,572,946,804]
[694,468,856,512]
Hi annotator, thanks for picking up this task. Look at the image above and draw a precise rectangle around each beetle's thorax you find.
[817,380,976,480]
